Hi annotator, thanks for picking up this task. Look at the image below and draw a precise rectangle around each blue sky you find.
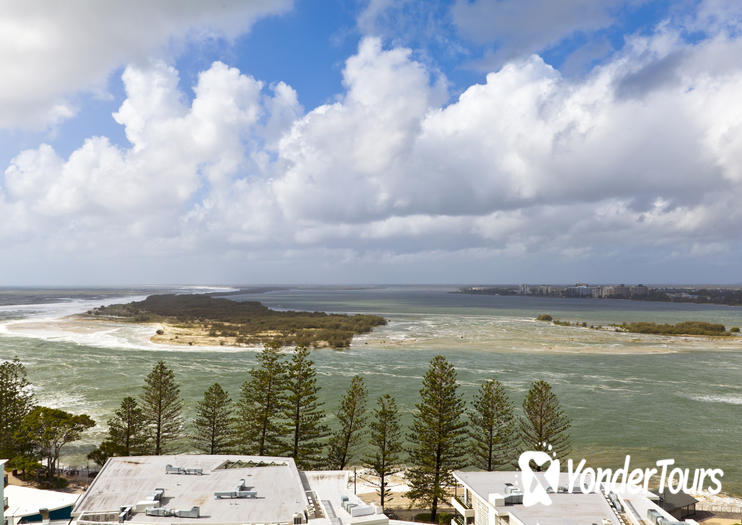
[1,0,742,285]
[0,0,686,164]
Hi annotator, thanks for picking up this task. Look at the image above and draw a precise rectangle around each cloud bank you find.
[3,16,742,282]
[0,0,292,129]
[451,0,627,66]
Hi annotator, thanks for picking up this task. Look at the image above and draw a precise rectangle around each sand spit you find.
[2,310,740,355]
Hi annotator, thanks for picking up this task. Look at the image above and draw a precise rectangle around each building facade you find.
[72,455,387,525]
[451,471,700,525]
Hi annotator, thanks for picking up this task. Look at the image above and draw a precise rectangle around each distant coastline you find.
[458,284,742,306]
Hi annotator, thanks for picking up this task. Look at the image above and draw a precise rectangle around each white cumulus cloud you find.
[3,27,742,282]
[0,0,292,129]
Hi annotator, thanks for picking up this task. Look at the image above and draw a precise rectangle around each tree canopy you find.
[141,360,183,454]
[0,358,35,461]
[407,355,467,521]
[237,342,287,456]
[469,378,517,471]
[193,383,234,454]
[88,396,147,466]
[282,346,328,469]
[363,394,403,510]
[327,375,368,470]
[18,406,94,482]
[519,380,571,465]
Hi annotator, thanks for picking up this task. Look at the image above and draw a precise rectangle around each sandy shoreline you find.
[2,312,741,355]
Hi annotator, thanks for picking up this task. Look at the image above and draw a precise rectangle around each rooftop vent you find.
[145,506,200,518]
[504,483,523,505]
[340,499,374,517]
[647,508,685,525]
[118,506,132,523]
[166,464,203,475]
[145,508,171,517]
[214,479,258,499]
[216,460,287,469]
[173,506,200,518]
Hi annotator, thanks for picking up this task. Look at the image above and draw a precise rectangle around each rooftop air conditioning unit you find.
[173,507,200,518]
[504,483,523,505]
[145,508,172,517]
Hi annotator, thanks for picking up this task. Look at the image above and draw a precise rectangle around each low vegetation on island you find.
[617,321,731,336]
[84,294,386,349]
[535,314,738,337]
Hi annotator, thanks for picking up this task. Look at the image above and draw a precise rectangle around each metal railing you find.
[697,503,742,514]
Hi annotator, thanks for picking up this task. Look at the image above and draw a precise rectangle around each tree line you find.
[1,348,571,520]
[0,359,95,486]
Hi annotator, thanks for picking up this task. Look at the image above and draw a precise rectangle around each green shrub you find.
[621,321,729,336]
[413,512,454,525]
[731,327,740,333]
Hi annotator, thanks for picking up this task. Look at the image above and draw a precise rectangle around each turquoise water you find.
[0,286,741,495]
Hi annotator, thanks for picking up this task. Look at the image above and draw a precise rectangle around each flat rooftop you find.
[303,471,388,525]
[73,455,308,525]
[508,492,620,525]
[5,485,79,518]
[454,471,620,525]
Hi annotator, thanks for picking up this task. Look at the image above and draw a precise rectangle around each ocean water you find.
[0,285,741,495]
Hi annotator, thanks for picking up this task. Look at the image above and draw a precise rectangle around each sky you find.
[1,0,742,285]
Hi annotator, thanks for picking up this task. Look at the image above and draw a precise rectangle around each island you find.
[83,294,387,349]
[535,314,739,336]
[617,321,734,336]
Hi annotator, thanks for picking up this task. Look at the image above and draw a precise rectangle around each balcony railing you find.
[451,495,475,518]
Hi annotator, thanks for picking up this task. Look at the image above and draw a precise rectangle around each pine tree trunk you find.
[293,401,300,458]
[380,471,386,509]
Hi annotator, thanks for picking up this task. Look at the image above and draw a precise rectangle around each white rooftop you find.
[454,471,620,525]
[73,455,308,525]
[5,485,79,518]
[303,471,388,525]
[508,492,620,525]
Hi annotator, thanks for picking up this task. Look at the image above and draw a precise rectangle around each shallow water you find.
[1,285,741,495]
